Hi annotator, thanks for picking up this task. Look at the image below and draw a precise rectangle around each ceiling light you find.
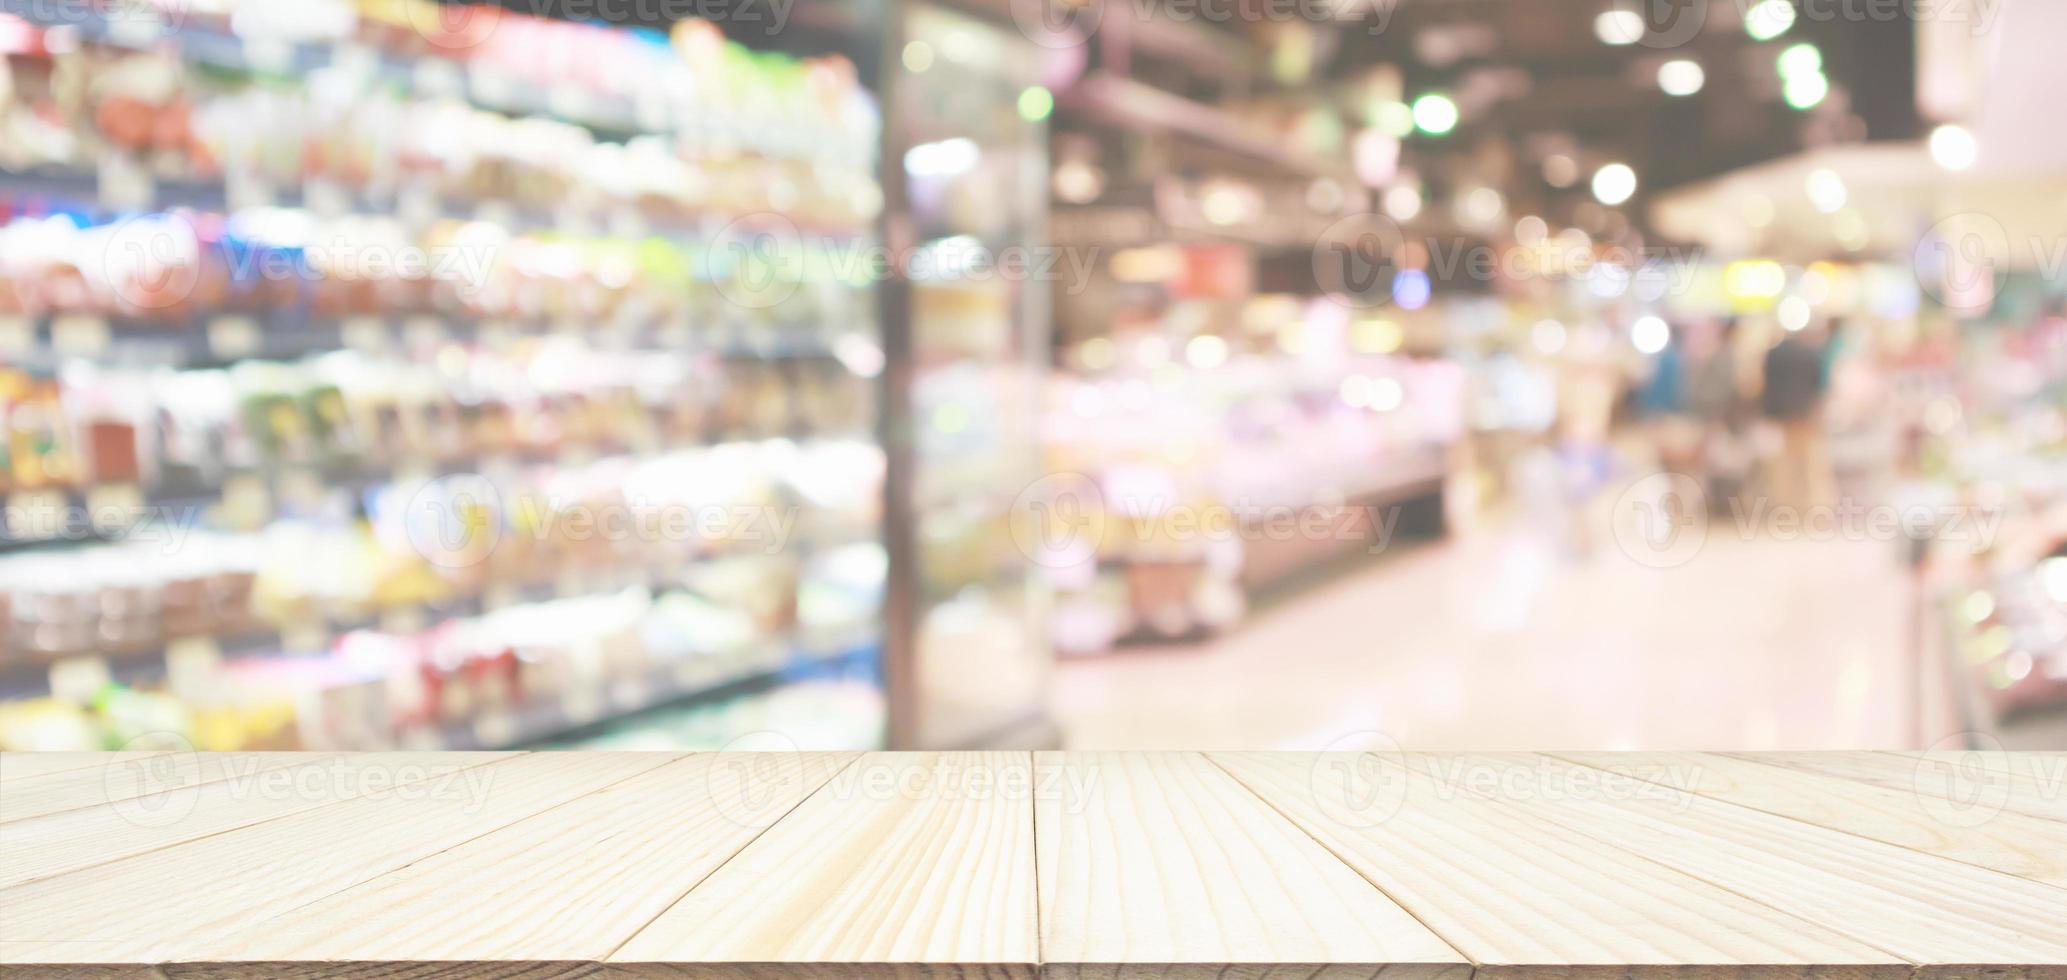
[1658,60,1705,96]
[1929,124,1979,171]
[1595,9,1643,45]
[1591,163,1638,206]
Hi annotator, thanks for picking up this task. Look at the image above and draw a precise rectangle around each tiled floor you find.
[1055,514,1954,751]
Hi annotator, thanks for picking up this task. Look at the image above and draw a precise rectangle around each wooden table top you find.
[1,751,2063,978]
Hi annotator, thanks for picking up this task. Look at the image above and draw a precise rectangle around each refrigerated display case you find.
[878,3,1055,748]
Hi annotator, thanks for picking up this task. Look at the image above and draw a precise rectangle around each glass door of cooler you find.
[881,4,1054,749]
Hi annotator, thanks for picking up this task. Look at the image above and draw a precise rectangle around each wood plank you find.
[1737,751,2067,824]
[1033,751,1468,980]
[1,751,166,783]
[1557,751,2067,885]
[1880,751,2067,820]
[154,752,854,974]
[1425,753,2067,974]
[0,752,676,969]
[0,752,508,889]
[609,752,1038,979]
[1210,752,1909,980]
[0,752,323,823]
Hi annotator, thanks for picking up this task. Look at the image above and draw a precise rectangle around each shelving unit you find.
[0,0,896,751]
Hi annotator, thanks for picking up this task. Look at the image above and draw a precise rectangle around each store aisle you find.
[1055,522,1943,751]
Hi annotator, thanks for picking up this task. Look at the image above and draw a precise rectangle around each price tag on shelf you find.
[467,64,515,107]
[84,482,143,533]
[302,179,351,219]
[49,656,112,706]
[97,154,154,210]
[414,58,462,98]
[217,474,273,530]
[225,170,276,212]
[547,87,596,122]
[330,43,378,83]
[403,316,448,347]
[51,315,110,357]
[5,489,68,540]
[633,89,672,133]
[342,315,390,353]
[561,686,604,725]
[397,183,440,226]
[0,315,33,356]
[165,636,225,699]
[482,583,521,612]
[242,38,293,75]
[280,616,332,654]
[474,201,518,230]
[607,206,648,240]
[379,607,428,636]
[207,316,261,360]
[471,711,517,748]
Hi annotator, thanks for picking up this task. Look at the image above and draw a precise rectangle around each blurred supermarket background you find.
[1,0,2062,753]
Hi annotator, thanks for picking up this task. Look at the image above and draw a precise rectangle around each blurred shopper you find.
[1688,318,1750,511]
[1761,322,1835,510]
[1639,324,1700,474]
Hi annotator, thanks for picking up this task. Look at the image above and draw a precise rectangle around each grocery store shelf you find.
[431,639,879,750]
[2,751,2063,975]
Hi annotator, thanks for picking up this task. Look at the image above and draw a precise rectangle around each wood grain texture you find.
[610,752,1037,978]
[1836,751,2067,823]
[1,751,169,783]
[0,751,329,823]
[1435,753,2067,974]
[4,752,2067,980]
[1034,751,1468,980]
[1210,752,1909,980]
[0,753,517,888]
[164,752,855,973]
[1558,751,2067,885]
[0,752,673,969]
